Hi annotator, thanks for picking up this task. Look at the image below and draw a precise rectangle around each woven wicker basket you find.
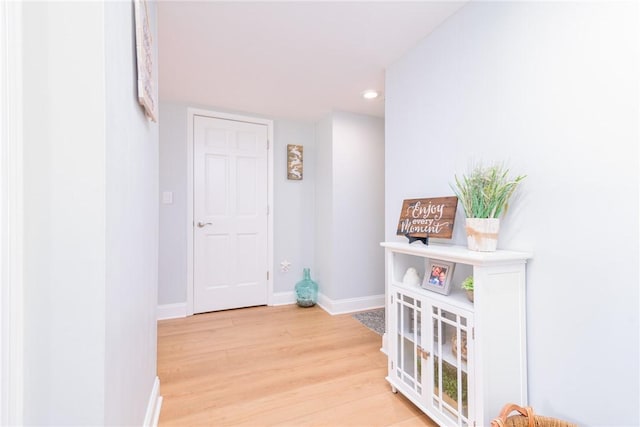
[491,403,577,427]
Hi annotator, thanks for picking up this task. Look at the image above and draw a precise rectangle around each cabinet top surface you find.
[380,241,532,265]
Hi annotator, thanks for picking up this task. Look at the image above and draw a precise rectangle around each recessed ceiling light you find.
[362,90,380,100]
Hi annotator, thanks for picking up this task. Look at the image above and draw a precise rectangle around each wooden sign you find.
[396,197,458,242]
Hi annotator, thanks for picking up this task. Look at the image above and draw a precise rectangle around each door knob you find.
[197,222,212,228]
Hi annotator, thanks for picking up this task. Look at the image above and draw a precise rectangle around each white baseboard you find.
[317,293,385,315]
[143,376,162,427]
[158,293,384,317]
[271,291,296,306]
[157,303,187,320]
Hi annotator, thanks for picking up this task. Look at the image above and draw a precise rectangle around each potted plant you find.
[461,275,474,302]
[451,163,525,251]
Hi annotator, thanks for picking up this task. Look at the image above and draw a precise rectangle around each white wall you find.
[158,102,317,306]
[22,1,159,424]
[0,1,24,424]
[158,102,189,304]
[385,2,638,425]
[332,112,385,300]
[104,1,158,425]
[273,120,316,295]
[315,112,385,307]
[23,3,107,423]
[313,115,334,302]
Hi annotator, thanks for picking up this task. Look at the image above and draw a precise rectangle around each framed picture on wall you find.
[134,0,157,122]
[287,144,303,180]
[422,259,455,295]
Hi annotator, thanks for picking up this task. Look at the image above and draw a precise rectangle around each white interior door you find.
[193,115,268,313]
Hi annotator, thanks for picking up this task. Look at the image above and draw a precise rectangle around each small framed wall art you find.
[287,144,303,180]
[134,0,157,122]
[422,259,455,295]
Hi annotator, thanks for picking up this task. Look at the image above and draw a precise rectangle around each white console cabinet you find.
[381,242,531,427]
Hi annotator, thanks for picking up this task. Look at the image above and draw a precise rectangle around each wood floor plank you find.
[158,305,435,426]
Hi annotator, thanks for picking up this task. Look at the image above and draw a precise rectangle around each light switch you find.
[162,191,173,204]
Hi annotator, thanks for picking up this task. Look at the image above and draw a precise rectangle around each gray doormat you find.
[352,308,385,336]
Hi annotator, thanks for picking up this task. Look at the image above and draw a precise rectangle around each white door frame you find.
[186,108,274,316]
[0,0,24,424]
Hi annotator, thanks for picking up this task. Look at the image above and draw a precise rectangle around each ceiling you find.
[157,1,468,121]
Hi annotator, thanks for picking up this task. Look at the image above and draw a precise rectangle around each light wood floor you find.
[158,304,437,426]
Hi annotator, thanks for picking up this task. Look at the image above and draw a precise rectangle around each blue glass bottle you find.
[295,268,318,307]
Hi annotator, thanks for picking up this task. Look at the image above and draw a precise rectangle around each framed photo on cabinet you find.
[422,259,455,295]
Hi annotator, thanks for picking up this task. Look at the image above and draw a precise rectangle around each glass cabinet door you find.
[392,289,424,399]
[429,305,474,426]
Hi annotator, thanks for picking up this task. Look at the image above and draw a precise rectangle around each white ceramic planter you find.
[465,218,500,252]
